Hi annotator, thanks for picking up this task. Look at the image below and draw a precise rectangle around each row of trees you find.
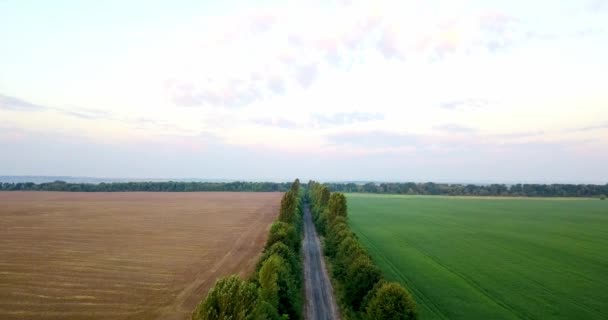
[4,180,605,198]
[308,181,417,320]
[192,179,303,320]
[325,182,608,198]
[0,181,292,192]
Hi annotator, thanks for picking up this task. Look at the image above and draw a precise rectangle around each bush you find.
[601,195,606,200]
[365,282,417,320]
[192,275,258,320]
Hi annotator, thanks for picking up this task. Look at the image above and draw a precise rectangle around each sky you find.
[1,0,607,183]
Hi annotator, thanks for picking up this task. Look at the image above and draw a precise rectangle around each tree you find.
[266,222,298,252]
[328,192,347,220]
[365,282,417,320]
[279,190,297,223]
[344,255,382,310]
[259,255,285,312]
[192,275,258,320]
[256,242,301,288]
[290,179,300,193]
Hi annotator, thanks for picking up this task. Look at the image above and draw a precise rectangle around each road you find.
[303,203,341,320]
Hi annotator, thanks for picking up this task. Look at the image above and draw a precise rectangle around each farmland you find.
[347,194,608,320]
[0,192,281,320]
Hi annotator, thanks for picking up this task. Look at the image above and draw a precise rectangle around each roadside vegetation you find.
[308,181,417,320]
[192,179,304,320]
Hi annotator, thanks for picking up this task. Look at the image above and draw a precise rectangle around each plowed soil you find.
[0,192,281,320]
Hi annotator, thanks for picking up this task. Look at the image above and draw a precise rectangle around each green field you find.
[347,194,608,320]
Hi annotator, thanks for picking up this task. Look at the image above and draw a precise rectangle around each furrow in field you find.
[355,231,449,320]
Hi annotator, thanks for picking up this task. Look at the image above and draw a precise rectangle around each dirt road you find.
[302,204,340,320]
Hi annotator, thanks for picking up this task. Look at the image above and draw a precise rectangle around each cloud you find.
[168,80,262,108]
[267,76,286,94]
[253,117,300,129]
[312,112,384,126]
[295,64,318,88]
[0,94,47,111]
[434,123,476,133]
[0,93,114,120]
[438,98,490,110]
[566,122,608,132]
[61,108,114,120]
[0,93,193,134]
[326,131,419,148]
[492,131,545,139]
[587,0,608,12]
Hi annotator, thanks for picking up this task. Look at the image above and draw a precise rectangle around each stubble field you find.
[347,194,608,320]
[0,192,281,320]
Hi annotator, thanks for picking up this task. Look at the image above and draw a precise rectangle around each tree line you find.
[3,180,605,198]
[192,179,304,320]
[0,181,292,192]
[325,182,608,198]
[308,181,417,320]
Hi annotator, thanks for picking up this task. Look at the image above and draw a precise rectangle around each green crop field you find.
[346,194,608,320]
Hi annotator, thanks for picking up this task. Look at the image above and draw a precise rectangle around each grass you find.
[346,193,608,320]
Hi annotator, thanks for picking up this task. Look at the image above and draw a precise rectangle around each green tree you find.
[290,178,300,193]
[266,222,298,252]
[365,282,417,320]
[325,225,351,258]
[256,242,301,288]
[192,275,258,320]
[344,255,382,310]
[279,190,297,223]
[333,235,366,279]
[259,255,284,311]
[328,192,347,220]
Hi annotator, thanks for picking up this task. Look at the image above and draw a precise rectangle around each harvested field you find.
[0,192,282,320]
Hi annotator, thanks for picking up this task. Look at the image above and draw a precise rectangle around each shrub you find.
[601,195,606,200]
[365,282,417,320]
[192,275,258,320]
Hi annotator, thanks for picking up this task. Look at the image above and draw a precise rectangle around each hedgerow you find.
[193,179,303,320]
[307,181,418,320]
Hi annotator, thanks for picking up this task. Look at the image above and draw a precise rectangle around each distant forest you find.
[325,182,608,198]
[1,180,606,197]
[0,181,292,192]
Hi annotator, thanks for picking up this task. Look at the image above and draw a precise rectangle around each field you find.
[0,192,281,320]
[346,194,608,320]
